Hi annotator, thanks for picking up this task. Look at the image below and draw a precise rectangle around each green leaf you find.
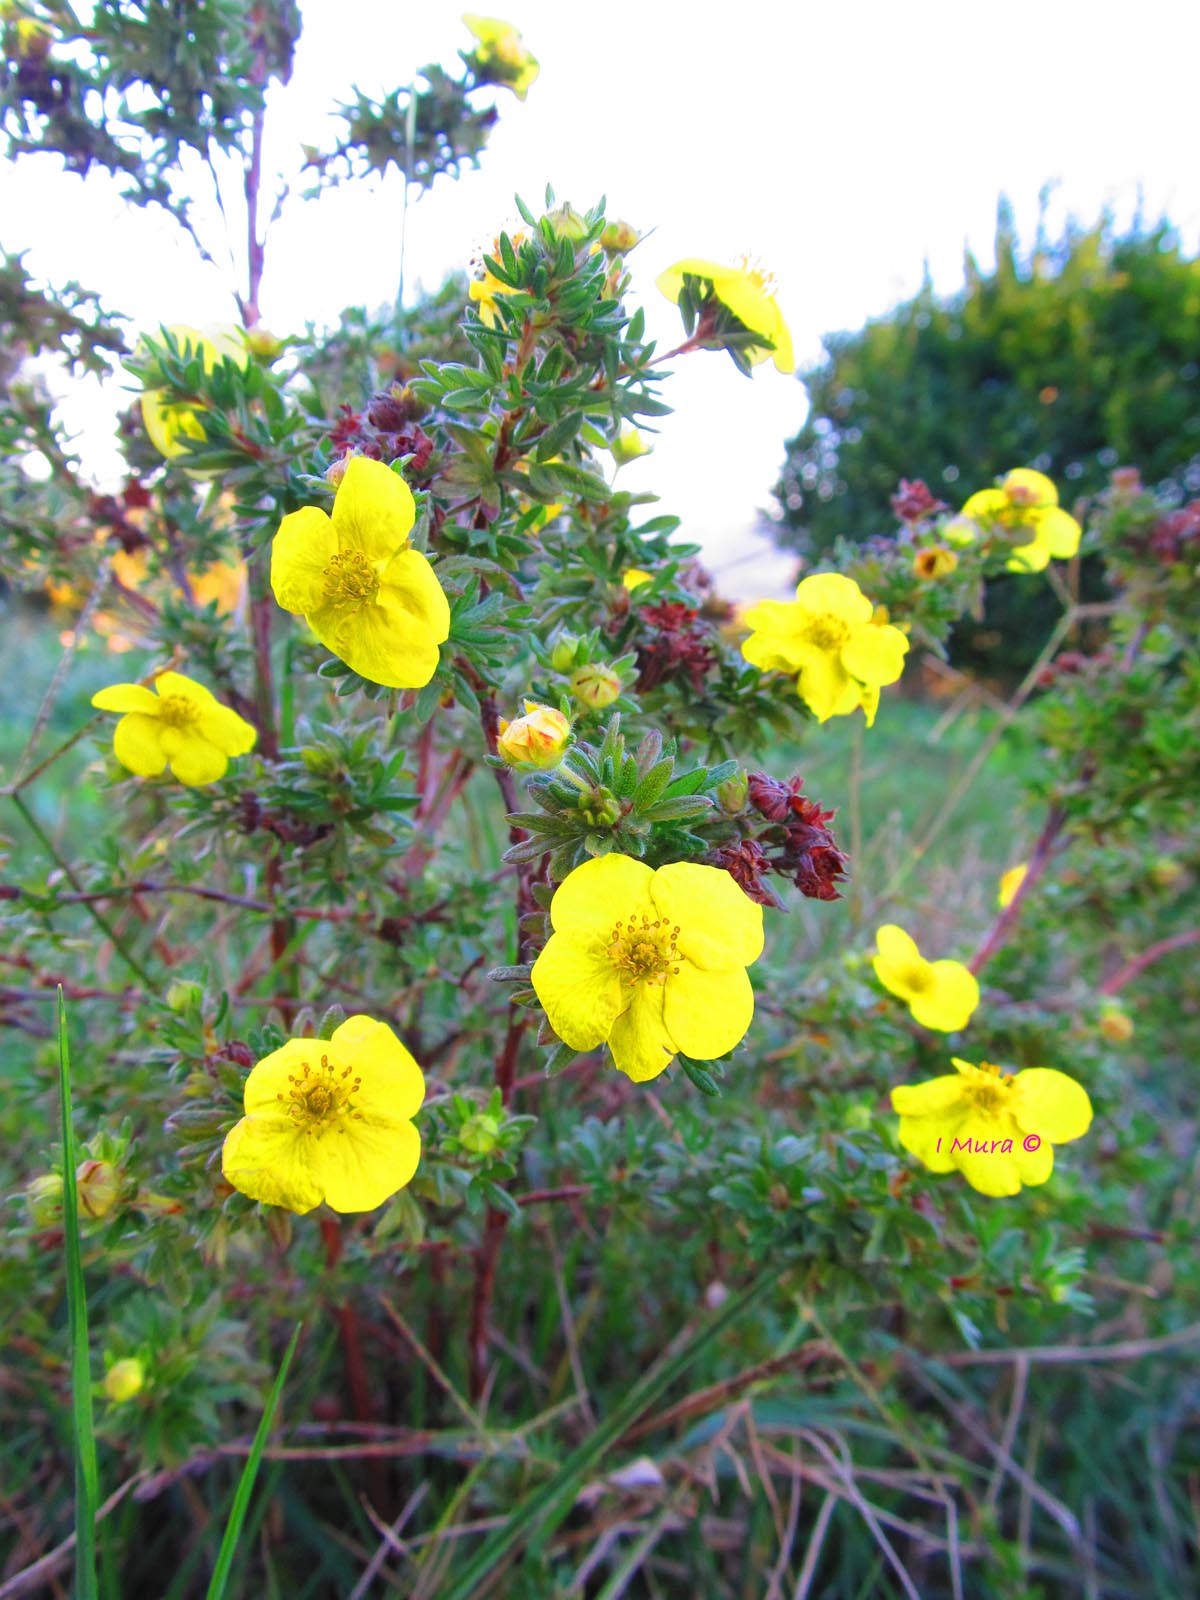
[205,1324,302,1600]
[632,759,673,810]
[58,991,99,1600]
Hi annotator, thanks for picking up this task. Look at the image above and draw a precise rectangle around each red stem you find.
[1100,929,1200,994]
[969,804,1067,976]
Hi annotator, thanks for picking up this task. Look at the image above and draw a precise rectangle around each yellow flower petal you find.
[271,506,337,614]
[166,736,228,786]
[1006,538,1052,574]
[663,961,754,1058]
[379,548,452,643]
[91,682,159,715]
[840,623,909,688]
[243,1039,316,1114]
[960,488,1008,521]
[531,932,624,1050]
[789,641,851,723]
[897,1114,960,1172]
[332,456,416,564]
[195,701,257,757]
[1002,468,1057,507]
[608,982,674,1082]
[221,1115,324,1213]
[951,1123,1023,1197]
[1035,506,1081,559]
[548,853,656,940]
[794,572,873,625]
[330,1015,426,1123]
[650,861,764,970]
[1011,1068,1093,1143]
[113,713,167,776]
[314,598,442,689]
[909,960,980,1032]
[1013,1131,1054,1186]
[890,1075,965,1117]
[311,1119,422,1213]
[873,924,922,984]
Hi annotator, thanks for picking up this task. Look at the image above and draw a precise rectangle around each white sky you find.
[4,0,1198,597]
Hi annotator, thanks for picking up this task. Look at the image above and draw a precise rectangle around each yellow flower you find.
[656,256,795,373]
[462,13,539,98]
[872,924,979,1032]
[913,545,957,579]
[997,862,1028,909]
[741,573,909,727]
[891,1058,1093,1197]
[961,468,1082,573]
[103,1358,146,1403]
[92,671,257,786]
[622,567,654,591]
[497,700,571,768]
[570,664,621,710]
[531,854,764,1082]
[139,324,247,460]
[221,1015,425,1215]
[271,456,449,689]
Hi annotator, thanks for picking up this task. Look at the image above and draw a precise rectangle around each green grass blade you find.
[438,1261,785,1600]
[58,987,100,1600]
[206,1322,302,1600]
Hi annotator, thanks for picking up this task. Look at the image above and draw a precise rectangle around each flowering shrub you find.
[1,10,1198,1598]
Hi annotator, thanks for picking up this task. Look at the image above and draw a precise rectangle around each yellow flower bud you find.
[325,454,351,488]
[76,1159,120,1220]
[496,700,571,769]
[1098,1004,1134,1044]
[104,1358,146,1404]
[622,567,653,591]
[716,770,749,814]
[913,545,958,579]
[600,219,640,254]
[166,978,203,1013]
[1149,856,1183,888]
[570,665,621,710]
[997,863,1028,909]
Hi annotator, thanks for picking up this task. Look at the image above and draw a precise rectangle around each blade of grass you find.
[205,1322,302,1600]
[437,1261,785,1600]
[58,988,100,1600]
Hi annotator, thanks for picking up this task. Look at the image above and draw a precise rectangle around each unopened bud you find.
[166,979,202,1014]
[546,203,589,244]
[716,770,749,815]
[570,664,621,710]
[25,1172,63,1228]
[244,325,283,360]
[579,786,622,828]
[76,1159,120,1220]
[550,634,580,673]
[104,1358,145,1403]
[600,219,640,254]
[496,700,571,769]
[622,567,653,591]
[459,1112,502,1155]
[913,545,958,579]
[610,426,649,467]
[1098,1003,1134,1044]
[943,515,979,548]
[1149,855,1183,888]
[325,455,351,488]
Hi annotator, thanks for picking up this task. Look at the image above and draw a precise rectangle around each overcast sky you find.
[4,0,1198,596]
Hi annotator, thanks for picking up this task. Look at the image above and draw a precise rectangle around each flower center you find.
[803,611,851,653]
[735,254,778,296]
[323,551,380,608]
[607,911,681,987]
[277,1053,363,1138]
[901,962,933,994]
[966,1061,1014,1114]
[157,694,201,730]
